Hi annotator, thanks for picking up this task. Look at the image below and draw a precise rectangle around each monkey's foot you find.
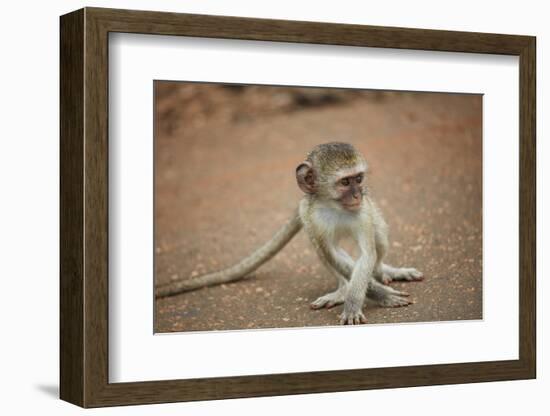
[377,294,414,308]
[310,290,345,310]
[379,273,392,285]
[339,309,367,325]
[385,267,424,283]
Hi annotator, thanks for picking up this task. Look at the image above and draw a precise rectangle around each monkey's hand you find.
[376,294,413,308]
[340,295,367,325]
[310,287,347,310]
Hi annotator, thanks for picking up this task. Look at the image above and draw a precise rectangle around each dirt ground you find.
[154,83,482,333]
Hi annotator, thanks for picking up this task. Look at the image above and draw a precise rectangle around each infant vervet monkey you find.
[156,142,423,325]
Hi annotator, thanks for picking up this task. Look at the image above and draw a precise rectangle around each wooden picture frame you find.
[60,7,536,408]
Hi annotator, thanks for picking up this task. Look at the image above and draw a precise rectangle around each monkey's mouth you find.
[341,201,361,211]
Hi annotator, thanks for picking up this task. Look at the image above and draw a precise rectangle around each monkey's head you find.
[296,142,367,212]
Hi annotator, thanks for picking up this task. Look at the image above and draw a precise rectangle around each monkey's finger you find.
[394,290,410,297]
[339,313,366,325]
[352,314,367,324]
[392,298,414,307]
[380,284,406,296]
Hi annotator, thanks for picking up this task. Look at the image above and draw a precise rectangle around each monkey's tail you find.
[155,209,303,298]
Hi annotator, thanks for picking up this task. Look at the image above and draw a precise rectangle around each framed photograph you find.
[60,7,536,408]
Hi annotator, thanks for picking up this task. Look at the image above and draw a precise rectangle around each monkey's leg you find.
[304,226,410,319]
[378,263,423,283]
[308,242,350,310]
[301,219,354,310]
[372,218,393,285]
[337,249,412,308]
[371,214,423,284]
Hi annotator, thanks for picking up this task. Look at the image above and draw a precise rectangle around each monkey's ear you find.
[296,161,316,194]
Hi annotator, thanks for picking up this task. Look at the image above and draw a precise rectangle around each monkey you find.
[156,142,423,325]
[295,143,423,323]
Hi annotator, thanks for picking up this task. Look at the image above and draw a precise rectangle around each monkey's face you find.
[332,170,365,212]
[296,142,368,213]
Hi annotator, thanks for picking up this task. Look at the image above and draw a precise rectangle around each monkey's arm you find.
[340,239,376,324]
[307,228,410,312]
[309,247,350,310]
[306,233,353,279]
[155,209,302,298]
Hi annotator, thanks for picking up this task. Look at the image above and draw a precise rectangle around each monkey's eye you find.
[340,178,350,186]
[355,175,363,184]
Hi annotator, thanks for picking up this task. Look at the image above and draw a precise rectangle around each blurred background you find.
[154,82,482,333]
